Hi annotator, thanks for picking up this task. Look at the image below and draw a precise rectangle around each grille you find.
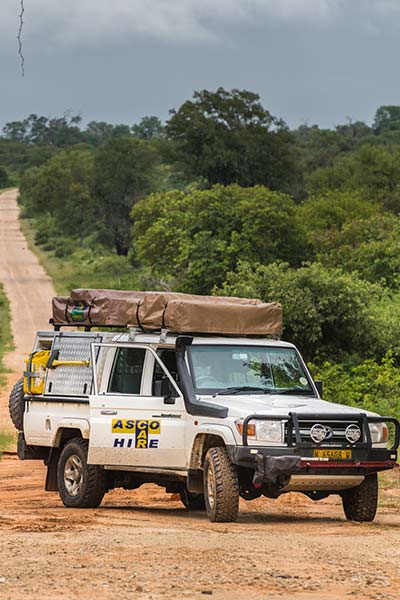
[284,419,364,447]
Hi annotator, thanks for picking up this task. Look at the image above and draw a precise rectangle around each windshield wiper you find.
[214,386,271,396]
[275,387,315,395]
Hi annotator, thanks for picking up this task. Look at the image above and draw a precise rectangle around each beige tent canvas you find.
[51,289,282,336]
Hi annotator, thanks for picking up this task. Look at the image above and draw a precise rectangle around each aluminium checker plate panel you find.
[44,333,103,397]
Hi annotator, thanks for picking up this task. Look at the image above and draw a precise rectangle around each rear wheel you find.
[57,438,106,508]
[341,474,378,522]
[203,447,239,522]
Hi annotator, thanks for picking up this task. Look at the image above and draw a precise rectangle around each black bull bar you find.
[242,412,400,451]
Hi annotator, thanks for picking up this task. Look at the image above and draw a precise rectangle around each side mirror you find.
[315,380,323,398]
[161,376,177,404]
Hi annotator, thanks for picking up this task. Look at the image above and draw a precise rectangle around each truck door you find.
[88,343,187,470]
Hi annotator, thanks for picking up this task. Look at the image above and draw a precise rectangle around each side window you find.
[152,350,178,395]
[108,348,146,394]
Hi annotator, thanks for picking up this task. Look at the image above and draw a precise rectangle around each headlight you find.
[256,420,283,442]
[235,419,283,442]
[369,423,389,444]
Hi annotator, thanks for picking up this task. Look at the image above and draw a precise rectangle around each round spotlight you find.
[345,424,362,444]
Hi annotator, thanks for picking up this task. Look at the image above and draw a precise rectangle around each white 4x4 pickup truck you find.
[11,329,399,522]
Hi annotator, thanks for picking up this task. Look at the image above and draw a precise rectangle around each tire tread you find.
[205,447,239,522]
[9,377,25,431]
[342,474,378,522]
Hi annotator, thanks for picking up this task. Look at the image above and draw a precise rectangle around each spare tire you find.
[9,377,25,431]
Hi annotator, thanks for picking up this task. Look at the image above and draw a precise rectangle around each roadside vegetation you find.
[0,285,13,455]
[4,94,400,420]
[0,285,12,384]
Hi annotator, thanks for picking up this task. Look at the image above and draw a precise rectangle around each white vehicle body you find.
[17,329,398,521]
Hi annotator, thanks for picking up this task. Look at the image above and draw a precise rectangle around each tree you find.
[312,214,400,289]
[0,166,10,188]
[131,184,309,294]
[297,191,380,239]
[373,106,400,134]
[19,149,95,237]
[93,136,158,255]
[132,116,164,140]
[3,112,83,147]
[166,88,297,191]
[306,145,400,212]
[218,261,383,361]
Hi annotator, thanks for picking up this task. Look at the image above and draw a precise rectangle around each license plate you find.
[313,449,352,460]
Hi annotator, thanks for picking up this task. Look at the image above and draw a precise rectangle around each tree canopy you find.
[166,88,298,191]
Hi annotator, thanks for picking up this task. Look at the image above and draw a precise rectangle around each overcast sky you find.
[1,0,400,130]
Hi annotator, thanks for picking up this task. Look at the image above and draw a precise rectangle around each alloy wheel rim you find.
[207,466,215,509]
[64,454,83,497]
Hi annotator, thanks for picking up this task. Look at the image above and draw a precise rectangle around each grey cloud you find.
[1,0,341,48]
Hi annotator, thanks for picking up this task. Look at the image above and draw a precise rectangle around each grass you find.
[20,217,145,295]
[0,284,15,456]
[0,431,14,455]
[0,285,12,384]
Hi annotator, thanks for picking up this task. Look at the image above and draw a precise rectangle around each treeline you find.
[5,89,400,418]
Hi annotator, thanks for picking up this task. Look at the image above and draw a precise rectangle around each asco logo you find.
[112,419,161,449]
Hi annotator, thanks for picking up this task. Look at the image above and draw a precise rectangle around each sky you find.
[1,0,400,130]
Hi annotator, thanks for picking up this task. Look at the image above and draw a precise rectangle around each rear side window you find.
[108,348,146,395]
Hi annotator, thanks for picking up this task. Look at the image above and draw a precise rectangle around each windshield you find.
[188,345,315,395]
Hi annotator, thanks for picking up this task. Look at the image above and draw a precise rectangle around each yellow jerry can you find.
[24,350,51,395]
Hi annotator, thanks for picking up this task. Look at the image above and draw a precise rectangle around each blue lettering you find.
[149,439,159,449]
[113,438,125,448]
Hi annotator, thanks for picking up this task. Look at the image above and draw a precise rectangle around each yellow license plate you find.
[313,449,352,460]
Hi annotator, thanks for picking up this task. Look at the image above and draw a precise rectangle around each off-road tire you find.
[9,377,25,431]
[57,438,106,508]
[203,447,239,522]
[341,474,378,522]
[179,488,206,511]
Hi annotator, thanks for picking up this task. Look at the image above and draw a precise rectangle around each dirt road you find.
[0,188,55,433]
[0,189,400,600]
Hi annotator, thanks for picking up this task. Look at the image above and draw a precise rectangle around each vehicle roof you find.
[111,332,296,349]
[36,330,296,349]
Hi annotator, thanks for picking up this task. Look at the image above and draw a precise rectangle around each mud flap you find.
[17,432,49,461]
[252,454,301,489]
[45,448,61,491]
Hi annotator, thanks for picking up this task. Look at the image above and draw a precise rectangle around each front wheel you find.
[341,474,378,522]
[57,438,106,508]
[203,447,239,522]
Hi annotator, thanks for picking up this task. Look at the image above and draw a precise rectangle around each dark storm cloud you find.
[1,0,400,128]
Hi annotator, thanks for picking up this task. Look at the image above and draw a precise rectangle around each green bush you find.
[132,184,309,294]
[218,261,384,361]
[0,165,11,189]
[313,214,400,289]
[298,191,380,238]
[309,353,400,421]
[306,145,400,212]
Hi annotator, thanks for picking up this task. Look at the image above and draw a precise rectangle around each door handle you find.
[100,410,117,415]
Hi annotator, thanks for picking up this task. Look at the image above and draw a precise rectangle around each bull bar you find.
[242,412,400,452]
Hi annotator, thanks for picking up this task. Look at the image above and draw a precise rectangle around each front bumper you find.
[228,445,398,477]
[227,412,399,487]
